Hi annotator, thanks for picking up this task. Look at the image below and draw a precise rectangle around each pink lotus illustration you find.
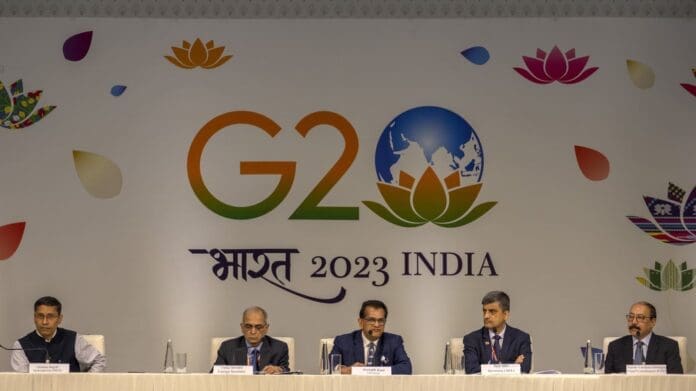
[681,68,696,97]
[514,46,598,84]
[627,183,696,245]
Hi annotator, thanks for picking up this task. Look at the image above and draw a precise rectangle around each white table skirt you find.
[1,373,694,391]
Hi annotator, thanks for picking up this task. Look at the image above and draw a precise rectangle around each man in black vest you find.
[10,296,106,372]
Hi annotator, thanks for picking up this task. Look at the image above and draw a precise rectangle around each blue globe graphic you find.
[375,106,483,186]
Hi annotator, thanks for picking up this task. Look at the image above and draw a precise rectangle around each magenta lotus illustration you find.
[627,182,696,245]
[0,79,56,129]
[514,46,598,84]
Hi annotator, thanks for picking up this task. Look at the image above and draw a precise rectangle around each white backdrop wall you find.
[0,18,695,374]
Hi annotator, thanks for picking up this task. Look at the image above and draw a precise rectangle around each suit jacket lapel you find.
[353,331,365,364]
[500,327,513,361]
[645,335,658,363]
[258,337,271,368]
[481,328,492,364]
[623,337,635,365]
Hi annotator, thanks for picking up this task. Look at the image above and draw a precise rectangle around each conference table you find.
[1,373,695,391]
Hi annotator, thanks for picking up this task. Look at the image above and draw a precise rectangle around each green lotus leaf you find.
[0,82,10,121]
[435,183,482,223]
[646,263,662,289]
[662,260,680,291]
[680,262,694,291]
[376,183,425,223]
[412,167,448,221]
[12,105,56,129]
[10,80,23,97]
[434,201,497,228]
[362,201,425,227]
[636,277,662,291]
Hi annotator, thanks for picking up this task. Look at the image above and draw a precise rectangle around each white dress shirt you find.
[10,331,106,372]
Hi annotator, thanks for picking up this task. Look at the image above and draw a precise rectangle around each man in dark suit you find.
[330,300,412,374]
[604,301,683,374]
[462,291,532,374]
[212,306,289,374]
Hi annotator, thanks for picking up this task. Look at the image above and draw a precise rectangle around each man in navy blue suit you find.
[604,301,683,374]
[462,291,532,373]
[330,300,412,374]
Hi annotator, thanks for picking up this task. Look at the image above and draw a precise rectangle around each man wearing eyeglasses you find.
[330,299,412,374]
[462,291,532,374]
[604,301,683,373]
[212,306,289,374]
[10,296,106,372]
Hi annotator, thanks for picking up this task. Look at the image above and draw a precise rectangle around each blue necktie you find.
[633,341,644,364]
[367,342,376,366]
[492,335,502,364]
[250,348,260,371]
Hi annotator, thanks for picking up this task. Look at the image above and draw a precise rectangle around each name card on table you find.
[626,365,667,375]
[352,366,392,376]
[212,365,254,375]
[29,363,70,373]
[481,364,521,375]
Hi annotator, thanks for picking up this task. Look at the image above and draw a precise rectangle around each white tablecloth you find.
[1,373,694,391]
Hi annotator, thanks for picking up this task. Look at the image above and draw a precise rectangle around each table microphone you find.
[0,342,51,363]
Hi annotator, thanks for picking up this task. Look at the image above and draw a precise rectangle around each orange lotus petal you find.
[203,46,225,66]
[444,171,460,189]
[206,40,214,49]
[171,47,195,67]
[164,55,195,69]
[189,38,208,66]
[412,166,447,221]
[0,222,26,261]
[436,183,482,223]
[399,171,415,189]
[202,55,232,69]
[182,40,191,49]
[574,145,610,181]
[376,182,425,223]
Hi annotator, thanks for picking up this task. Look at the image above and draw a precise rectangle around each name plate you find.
[481,364,521,375]
[212,365,254,375]
[29,363,70,373]
[626,364,667,375]
[351,366,392,376]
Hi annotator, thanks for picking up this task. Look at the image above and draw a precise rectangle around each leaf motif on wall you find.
[626,59,655,89]
[73,150,123,199]
[574,146,610,181]
[63,31,93,61]
[0,222,26,261]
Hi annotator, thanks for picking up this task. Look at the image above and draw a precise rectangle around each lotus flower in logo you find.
[637,260,694,291]
[363,167,496,227]
[0,80,56,129]
[165,38,232,69]
[681,68,696,97]
[363,106,496,228]
[514,46,598,84]
[627,183,696,245]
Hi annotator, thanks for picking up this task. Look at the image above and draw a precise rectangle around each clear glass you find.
[175,353,187,373]
[330,354,342,375]
[593,352,604,374]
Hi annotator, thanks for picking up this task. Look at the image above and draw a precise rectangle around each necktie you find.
[367,342,376,366]
[492,335,502,364]
[250,348,260,371]
[633,341,645,364]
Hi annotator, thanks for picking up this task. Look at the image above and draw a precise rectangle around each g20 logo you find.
[186,106,496,227]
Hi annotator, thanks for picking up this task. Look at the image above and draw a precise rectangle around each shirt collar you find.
[362,332,379,348]
[633,332,653,346]
[488,325,507,340]
[35,329,57,342]
[245,339,263,351]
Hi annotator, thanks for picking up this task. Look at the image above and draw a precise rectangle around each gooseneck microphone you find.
[0,342,51,363]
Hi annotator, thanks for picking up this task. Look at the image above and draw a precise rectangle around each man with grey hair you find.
[212,306,289,374]
[462,291,532,373]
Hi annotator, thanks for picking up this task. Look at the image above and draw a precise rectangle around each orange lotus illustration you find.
[363,167,496,227]
[165,39,232,69]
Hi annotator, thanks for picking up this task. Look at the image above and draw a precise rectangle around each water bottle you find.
[320,341,329,375]
[163,339,174,373]
[443,342,454,374]
[583,339,593,374]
